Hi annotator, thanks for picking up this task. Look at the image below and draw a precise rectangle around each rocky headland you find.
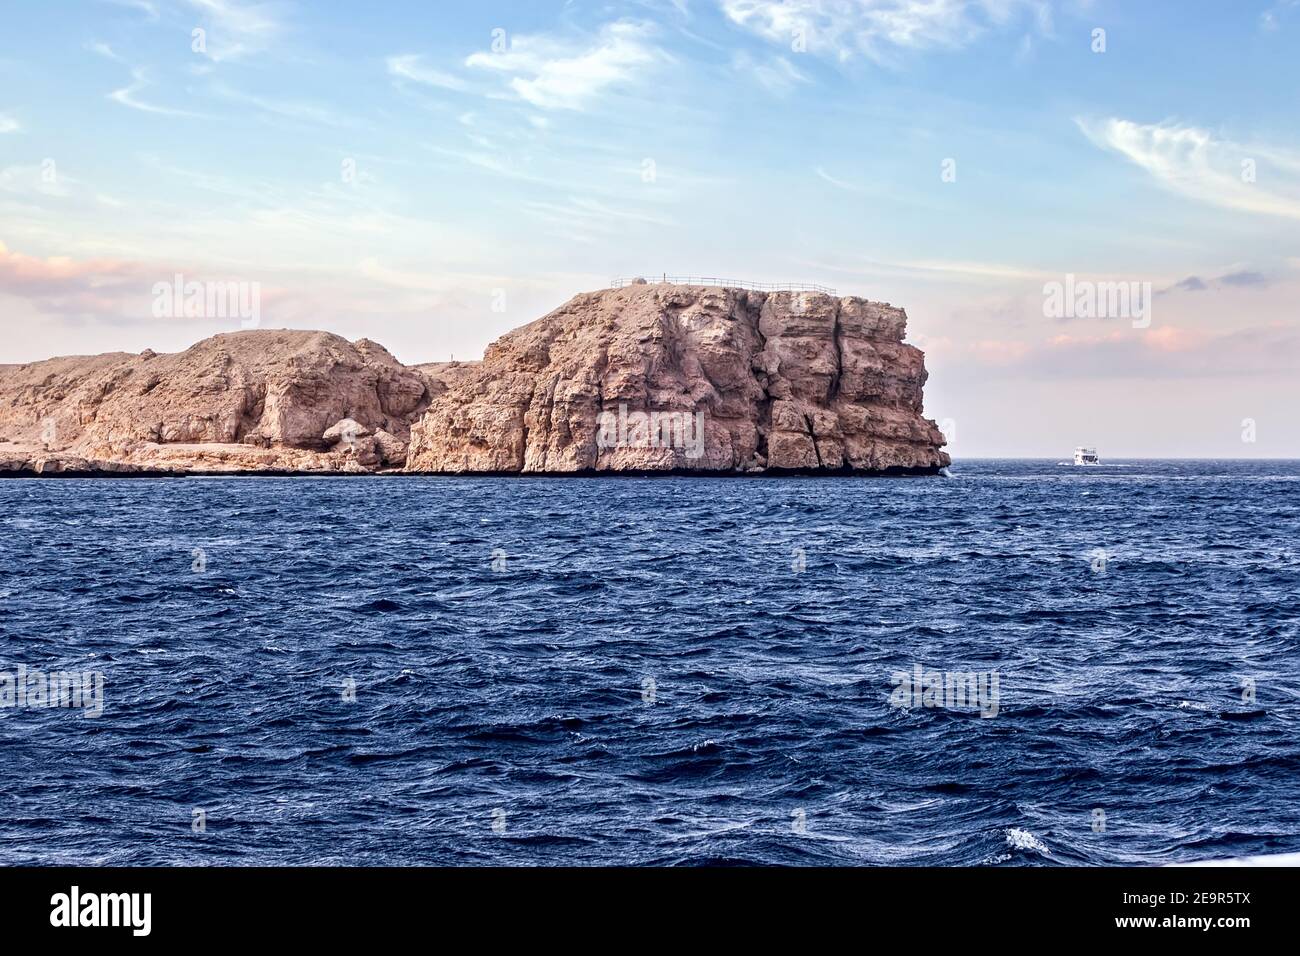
[0,282,949,477]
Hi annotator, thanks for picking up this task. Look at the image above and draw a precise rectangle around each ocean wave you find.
[1,459,1298,865]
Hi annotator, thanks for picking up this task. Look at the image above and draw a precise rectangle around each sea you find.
[1,459,1297,865]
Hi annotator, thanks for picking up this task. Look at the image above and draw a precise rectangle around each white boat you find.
[1073,446,1100,466]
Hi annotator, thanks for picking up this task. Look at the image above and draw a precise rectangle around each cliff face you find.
[406,284,948,474]
[0,284,948,476]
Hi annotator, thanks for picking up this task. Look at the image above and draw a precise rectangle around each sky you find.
[0,0,1297,457]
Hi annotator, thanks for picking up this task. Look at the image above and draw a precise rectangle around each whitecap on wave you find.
[1005,827,1051,857]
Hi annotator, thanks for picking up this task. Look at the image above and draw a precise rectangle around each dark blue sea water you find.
[2,460,1298,866]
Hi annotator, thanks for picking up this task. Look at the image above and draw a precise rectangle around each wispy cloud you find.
[386,54,472,92]
[1161,268,1274,295]
[0,163,82,199]
[1077,117,1300,220]
[817,253,1050,282]
[815,166,865,192]
[186,0,285,63]
[86,40,127,63]
[719,0,1049,62]
[464,20,665,110]
[208,83,359,128]
[0,114,19,134]
[109,68,203,117]
[425,145,542,183]
[1260,0,1300,31]
[517,195,675,235]
[731,51,809,92]
[100,0,159,19]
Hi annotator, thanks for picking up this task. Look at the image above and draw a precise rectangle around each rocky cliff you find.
[407,283,947,474]
[0,283,948,476]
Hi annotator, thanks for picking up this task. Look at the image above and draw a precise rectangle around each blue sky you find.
[1,0,1297,456]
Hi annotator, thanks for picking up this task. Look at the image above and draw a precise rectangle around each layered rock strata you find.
[0,284,948,476]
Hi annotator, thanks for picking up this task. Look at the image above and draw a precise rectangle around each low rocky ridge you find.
[0,331,431,475]
[0,284,948,476]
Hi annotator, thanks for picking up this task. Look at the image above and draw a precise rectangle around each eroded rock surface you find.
[0,330,430,474]
[406,284,948,474]
[0,285,948,476]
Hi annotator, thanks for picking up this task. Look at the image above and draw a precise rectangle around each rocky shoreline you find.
[0,464,945,478]
[0,283,949,477]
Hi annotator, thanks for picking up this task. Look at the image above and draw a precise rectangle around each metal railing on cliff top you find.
[611,275,836,295]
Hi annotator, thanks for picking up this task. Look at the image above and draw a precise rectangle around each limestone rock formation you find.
[405,284,948,474]
[0,284,948,476]
[0,330,430,475]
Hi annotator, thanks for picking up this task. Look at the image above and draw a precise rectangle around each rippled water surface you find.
[2,460,1298,865]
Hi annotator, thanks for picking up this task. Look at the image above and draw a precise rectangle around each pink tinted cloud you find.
[991,325,1298,379]
[0,240,180,324]
[0,240,289,326]
[1046,326,1209,353]
[968,339,1032,364]
[0,240,153,297]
